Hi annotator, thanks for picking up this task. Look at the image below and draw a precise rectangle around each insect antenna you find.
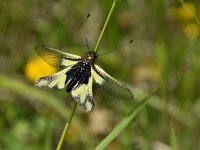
[86,13,90,21]
[85,13,91,52]
[97,40,134,56]
[86,37,90,51]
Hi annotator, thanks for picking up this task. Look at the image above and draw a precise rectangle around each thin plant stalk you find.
[56,0,117,149]
[56,103,77,150]
[94,0,116,53]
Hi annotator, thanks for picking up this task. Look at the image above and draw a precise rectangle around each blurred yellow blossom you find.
[183,23,199,40]
[168,2,196,21]
[24,56,57,82]
[167,2,199,40]
[178,2,196,20]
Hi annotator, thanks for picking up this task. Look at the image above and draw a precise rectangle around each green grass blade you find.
[95,88,157,150]
[170,122,178,150]
[133,88,196,127]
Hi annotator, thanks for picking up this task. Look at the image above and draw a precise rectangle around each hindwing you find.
[65,62,94,112]
[92,64,134,100]
[71,76,94,112]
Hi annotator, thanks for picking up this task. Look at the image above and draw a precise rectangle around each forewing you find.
[92,65,134,100]
[71,77,94,112]
[35,67,72,89]
[35,44,81,68]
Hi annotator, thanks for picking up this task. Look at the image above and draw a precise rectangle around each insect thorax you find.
[84,51,97,64]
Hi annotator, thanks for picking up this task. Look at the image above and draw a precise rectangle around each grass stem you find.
[56,103,77,150]
[56,1,117,149]
[94,0,116,53]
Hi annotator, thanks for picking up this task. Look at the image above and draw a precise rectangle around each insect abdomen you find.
[65,62,91,92]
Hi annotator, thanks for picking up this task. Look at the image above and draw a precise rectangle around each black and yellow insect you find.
[35,44,134,112]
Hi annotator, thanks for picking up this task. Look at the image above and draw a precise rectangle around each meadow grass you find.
[0,0,200,149]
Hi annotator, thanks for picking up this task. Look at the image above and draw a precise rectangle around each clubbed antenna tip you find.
[86,13,90,21]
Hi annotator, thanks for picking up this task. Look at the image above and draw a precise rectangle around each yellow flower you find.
[178,2,196,20]
[167,2,199,40]
[24,56,57,82]
[183,23,199,40]
[167,2,196,21]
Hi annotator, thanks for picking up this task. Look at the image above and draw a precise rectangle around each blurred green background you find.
[0,0,200,149]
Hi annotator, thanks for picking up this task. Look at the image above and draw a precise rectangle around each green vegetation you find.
[0,0,200,149]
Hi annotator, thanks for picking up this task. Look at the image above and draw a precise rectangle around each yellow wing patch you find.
[35,44,81,68]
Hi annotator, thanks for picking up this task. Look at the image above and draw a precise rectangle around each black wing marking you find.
[65,61,94,112]
[71,76,94,112]
[35,44,81,68]
[92,64,134,99]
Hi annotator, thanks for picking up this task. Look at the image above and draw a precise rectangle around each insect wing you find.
[71,76,94,112]
[35,44,81,68]
[35,67,72,89]
[92,64,134,99]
